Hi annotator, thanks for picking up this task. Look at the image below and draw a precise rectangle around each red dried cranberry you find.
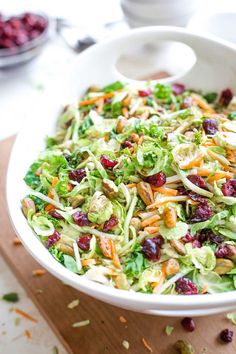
[187,175,206,189]
[172,83,185,95]
[198,230,223,245]
[202,118,218,135]
[215,245,230,258]
[144,171,166,187]
[73,211,90,226]
[177,186,188,195]
[182,96,193,108]
[181,317,195,332]
[219,88,233,106]
[182,232,194,243]
[138,89,152,97]
[100,154,118,169]
[77,234,92,251]
[45,230,60,249]
[220,329,233,343]
[152,236,165,247]
[141,238,161,261]
[188,191,207,204]
[175,277,198,295]
[48,210,64,220]
[120,140,133,150]
[103,216,118,232]
[191,204,213,222]
[222,179,236,197]
[69,168,86,183]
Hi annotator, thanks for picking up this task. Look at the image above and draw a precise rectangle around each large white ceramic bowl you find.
[7,27,236,316]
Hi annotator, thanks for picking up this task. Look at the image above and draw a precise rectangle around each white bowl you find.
[7,27,236,316]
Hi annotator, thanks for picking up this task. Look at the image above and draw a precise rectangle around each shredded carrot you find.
[200,285,208,294]
[78,92,114,106]
[142,338,153,353]
[32,269,47,277]
[207,150,235,172]
[24,330,32,339]
[152,186,178,196]
[196,169,212,177]
[13,237,21,246]
[81,259,96,266]
[138,135,144,145]
[187,199,199,205]
[119,316,127,324]
[126,183,137,188]
[111,241,122,269]
[67,183,73,192]
[15,309,37,323]
[227,149,236,163]
[192,94,215,113]
[144,226,159,234]
[48,177,59,198]
[99,237,112,258]
[45,204,56,212]
[147,196,189,210]
[141,215,160,228]
[208,172,232,183]
[181,154,204,169]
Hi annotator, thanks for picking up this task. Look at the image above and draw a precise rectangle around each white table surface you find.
[0,1,236,353]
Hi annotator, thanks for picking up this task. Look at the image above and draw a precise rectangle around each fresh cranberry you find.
[182,96,193,108]
[144,171,166,187]
[219,88,233,106]
[34,17,47,32]
[191,204,213,222]
[188,191,207,204]
[100,154,118,169]
[215,245,230,258]
[69,168,86,183]
[222,179,236,197]
[172,83,185,95]
[202,118,218,135]
[73,211,90,226]
[141,238,161,261]
[45,230,60,249]
[138,89,152,97]
[77,234,92,251]
[103,216,118,232]
[181,317,195,332]
[48,210,64,220]
[220,329,233,343]
[120,140,133,150]
[29,29,41,39]
[175,277,198,295]
[187,175,206,189]
[0,38,14,48]
[8,18,22,30]
[14,32,28,46]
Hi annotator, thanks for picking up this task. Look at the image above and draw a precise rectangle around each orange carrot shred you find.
[111,241,122,269]
[24,330,32,339]
[32,269,47,277]
[45,204,56,212]
[142,338,153,353]
[13,237,21,246]
[15,309,38,323]
[78,92,114,107]
[119,316,127,324]
[141,215,160,228]
[126,183,137,188]
[152,186,178,196]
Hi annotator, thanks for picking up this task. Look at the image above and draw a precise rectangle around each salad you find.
[22,81,236,295]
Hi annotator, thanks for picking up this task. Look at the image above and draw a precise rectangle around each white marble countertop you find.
[1,1,236,353]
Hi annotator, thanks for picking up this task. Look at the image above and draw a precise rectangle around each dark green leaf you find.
[2,292,19,303]
[102,81,124,93]
[24,162,41,189]
[204,92,217,103]
[111,101,122,118]
[228,112,236,121]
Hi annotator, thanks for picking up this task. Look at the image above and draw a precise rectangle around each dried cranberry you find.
[191,204,213,222]
[182,232,194,243]
[187,175,206,189]
[141,238,161,261]
[215,245,230,258]
[192,239,201,248]
[100,154,118,169]
[177,186,188,195]
[138,89,152,97]
[103,216,118,232]
[144,171,166,187]
[175,277,198,295]
[120,140,133,150]
[222,179,236,197]
[152,236,165,247]
[197,229,214,244]
[188,191,207,204]
[45,230,60,249]
[77,234,92,251]
[73,211,90,226]
[181,317,195,332]
[219,88,233,106]
[172,83,185,95]
[182,96,193,108]
[48,210,64,220]
[220,329,233,343]
[69,168,86,183]
[202,118,218,135]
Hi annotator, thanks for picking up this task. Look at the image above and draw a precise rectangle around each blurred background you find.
[1,0,236,353]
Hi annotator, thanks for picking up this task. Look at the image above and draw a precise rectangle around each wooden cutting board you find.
[1,136,236,354]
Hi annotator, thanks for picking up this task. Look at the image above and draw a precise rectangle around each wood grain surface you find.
[0,136,236,354]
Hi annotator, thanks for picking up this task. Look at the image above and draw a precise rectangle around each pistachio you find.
[22,197,36,217]
[163,258,180,276]
[102,179,119,199]
[56,238,74,256]
[116,116,127,134]
[130,133,140,143]
[115,273,130,290]
[87,85,101,92]
[137,182,154,206]
[162,207,177,228]
[130,218,141,232]
[175,340,195,354]
[214,258,234,275]
[122,93,131,107]
[68,195,85,208]
[170,240,186,255]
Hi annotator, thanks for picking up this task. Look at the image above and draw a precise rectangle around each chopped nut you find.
[175,340,195,354]
[170,240,186,255]
[122,93,132,107]
[56,237,74,256]
[102,179,119,199]
[130,217,141,232]
[214,258,234,275]
[22,197,35,217]
[68,195,85,208]
[116,116,127,134]
[163,258,180,276]
[130,133,140,143]
[162,207,177,228]
[137,182,154,206]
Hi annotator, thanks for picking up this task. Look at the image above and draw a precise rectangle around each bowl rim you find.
[7,26,236,311]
